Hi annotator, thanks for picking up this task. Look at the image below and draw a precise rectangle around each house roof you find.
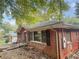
[29,20,79,31]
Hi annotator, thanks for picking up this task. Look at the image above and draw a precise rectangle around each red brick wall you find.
[50,30,57,58]
[17,28,27,43]
[71,32,78,51]
[28,29,57,59]
[58,30,79,59]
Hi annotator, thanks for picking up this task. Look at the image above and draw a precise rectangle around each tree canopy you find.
[0,0,69,25]
[75,2,79,18]
[0,21,17,38]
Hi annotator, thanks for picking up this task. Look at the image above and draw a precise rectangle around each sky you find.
[3,0,79,25]
[2,12,16,25]
[64,0,79,17]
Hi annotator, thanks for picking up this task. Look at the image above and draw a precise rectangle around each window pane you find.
[66,32,71,41]
[42,31,46,42]
[34,31,42,41]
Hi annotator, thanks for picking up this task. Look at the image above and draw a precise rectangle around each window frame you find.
[30,30,51,46]
[65,31,71,42]
[34,31,42,42]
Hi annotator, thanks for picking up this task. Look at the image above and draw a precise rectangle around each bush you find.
[5,39,9,43]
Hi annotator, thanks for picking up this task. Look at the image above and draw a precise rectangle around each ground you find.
[0,43,79,59]
[0,45,50,59]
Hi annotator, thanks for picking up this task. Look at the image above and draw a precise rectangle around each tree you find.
[75,2,79,18]
[0,0,69,25]
[0,21,17,38]
[2,22,17,33]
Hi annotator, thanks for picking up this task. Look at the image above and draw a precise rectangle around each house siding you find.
[58,29,79,59]
[28,29,57,59]
[17,27,79,59]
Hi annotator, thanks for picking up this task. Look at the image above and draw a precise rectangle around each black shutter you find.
[34,31,38,41]
[42,31,46,42]
[46,30,50,46]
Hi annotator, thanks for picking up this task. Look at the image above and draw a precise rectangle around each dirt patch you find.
[0,47,50,59]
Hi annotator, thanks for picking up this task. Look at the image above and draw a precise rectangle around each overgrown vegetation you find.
[0,0,69,25]
[0,39,6,45]
[75,2,79,18]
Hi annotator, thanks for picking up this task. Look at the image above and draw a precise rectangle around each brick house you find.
[17,21,79,59]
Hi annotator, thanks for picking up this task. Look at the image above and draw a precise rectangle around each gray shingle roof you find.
[29,20,79,31]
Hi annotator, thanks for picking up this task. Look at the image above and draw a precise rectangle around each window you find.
[34,31,42,41]
[66,32,71,41]
[62,31,71,49]
[32,30,51,46]
[41,31,46,42]
[42,30,50,46]
[76,32,78,38]
[74,32,79,40]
